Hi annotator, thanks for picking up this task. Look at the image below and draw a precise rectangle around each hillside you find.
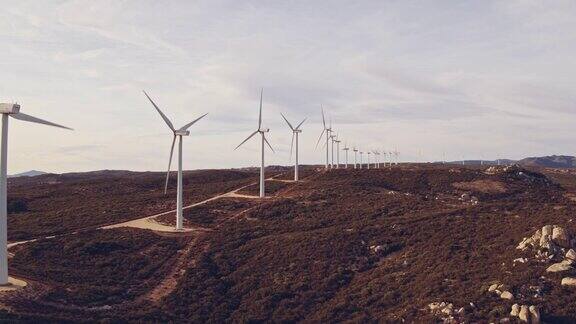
[2,165,576,322]
[518,155,576,169]
[8,170,47,178]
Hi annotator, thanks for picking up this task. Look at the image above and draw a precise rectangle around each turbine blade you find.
[315,129,326,149]
[143,90,175,131]
[280,113,294,130]
[258,88,263,129]
[295,117,306,130]
[179,113,208,131]
[164,135,176,194]
[263,134,275,153]
[321,105,326,128]
[11,113,72,130]
[289,132,294,160]
[234,130,259,150]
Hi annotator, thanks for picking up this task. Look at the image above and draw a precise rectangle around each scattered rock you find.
[566,249,576,260]
[529,306,540,324]
[510,304,520,317]
[561,277,576,287]
[488,283,500,292]
[500,291,513,300]
[546,262,573,273]
[518,305,529,322]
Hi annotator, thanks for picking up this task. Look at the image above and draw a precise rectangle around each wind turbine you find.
[235,89,274,198]
[330,133,337,169]
[315,106,330,169]
[0,103,71,286]
[359,150,364,169]
[334,136,341,169]
[281,113,306,181]
[373,150,380,168]
[367,151,372,169]
[143,91,207,231]
[389,150,394,167]
[353,146,358,169]
[343,142,350,169]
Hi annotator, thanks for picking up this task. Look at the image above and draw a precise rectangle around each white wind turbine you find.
[315,106,330,169]
[343,142,350,169]
[235,89,274,198]
[353,146,358,169]
[144,91,208,231]
[281,113,306,181]
[367,151,372,169]
[0,103,71,285]
[359,150,364,169]
[334,135,341,169]
[329,132,336,169]
[373,150,380,168]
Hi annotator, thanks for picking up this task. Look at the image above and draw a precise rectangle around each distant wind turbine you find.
[334,135,341,169]
[0,103,72,285]
[315,106,330,169]
[144,91,208,231]
[343,142,350,169]
[367,151,372,169]
[353,146,358,169]
[235,89,274,198]
[359,151,364,169]
[281,113,306,181]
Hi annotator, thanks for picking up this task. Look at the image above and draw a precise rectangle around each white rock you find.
[529,305,540,324]
[566,249,576,260]
[518,305,530,322]
[488,283,499,292]
[510,304,520,317]
[517,237,533,250]
[561,277,576,287]
[546,262,573,273]
[500,291,514,300]
[552,226,571,248]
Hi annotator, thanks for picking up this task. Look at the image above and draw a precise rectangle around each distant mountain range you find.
[517,155,576,168]
[9,170,48,178]
[448,155,576,169]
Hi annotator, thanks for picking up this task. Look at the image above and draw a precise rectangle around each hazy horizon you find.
[2,1,576,174]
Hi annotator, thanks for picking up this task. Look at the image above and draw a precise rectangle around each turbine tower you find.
[359,151,364,169]
[330,133,336,169]
[343,142,350,169]
[144,91,208,231]
[235,89,274,198]
[315,106,330,169]
[353,146,358,169]
[281,113,306,181]
[0,103,71,285]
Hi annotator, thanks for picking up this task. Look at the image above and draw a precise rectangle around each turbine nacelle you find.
[259,127,270,133]
[174,130,190,136]
[0,103,20,114]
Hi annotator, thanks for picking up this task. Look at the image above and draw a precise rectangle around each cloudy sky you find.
[1,0,575,173]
